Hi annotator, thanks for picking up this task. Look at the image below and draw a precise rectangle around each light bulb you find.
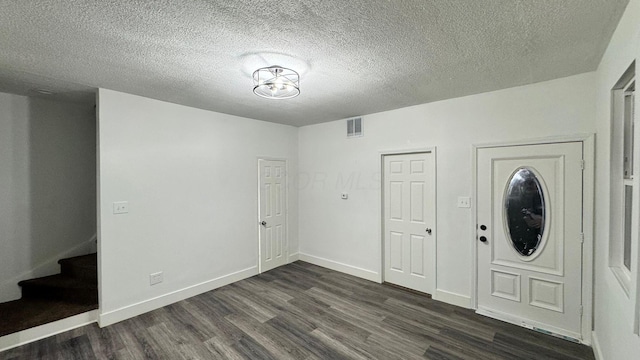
[274,76,284,90]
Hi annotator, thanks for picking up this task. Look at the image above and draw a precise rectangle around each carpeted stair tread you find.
[0,298,97,338]
[19,274,98,304]
[58,253,97,281]
[18,274,97,290]
[58,253,96,268]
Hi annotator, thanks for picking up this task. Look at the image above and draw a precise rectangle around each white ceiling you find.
[0,0,629,126]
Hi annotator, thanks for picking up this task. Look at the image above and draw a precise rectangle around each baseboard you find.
[288,252,300,262]
[433,289,472,309]
[0,310,97,352]
[98,266,258,327]
[0,235,97,303]
[591,331,604,360]
[298,253,381,283]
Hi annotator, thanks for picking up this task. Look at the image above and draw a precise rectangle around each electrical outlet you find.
[457,196,471,208]
[113,201,129,214]
[150,272,163,286]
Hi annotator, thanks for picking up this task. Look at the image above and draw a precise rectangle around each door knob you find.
[480,225,487,231]
[260,221,267,226]
[426,228,432,235]
[479,236,487,242]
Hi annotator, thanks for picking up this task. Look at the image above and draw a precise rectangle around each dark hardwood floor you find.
[0,261,594,359]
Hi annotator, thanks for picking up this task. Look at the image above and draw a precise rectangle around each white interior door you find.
[383,152,436,294]
[477,142,583,341]
[259,159,287,273]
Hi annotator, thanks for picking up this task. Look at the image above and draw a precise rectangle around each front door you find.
[477,142,583,341]
[383,152,436,294]
[258,159,287,273]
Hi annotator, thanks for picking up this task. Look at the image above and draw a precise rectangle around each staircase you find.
[0,253,98,337]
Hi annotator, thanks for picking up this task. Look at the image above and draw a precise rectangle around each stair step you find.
[58,253,97,281]
[0,298,97,337]
[18,274,97,304]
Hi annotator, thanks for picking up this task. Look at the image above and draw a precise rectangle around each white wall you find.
[298,72,596,305]
[0,92,97,302]
[97,89,298,325]
[592,0,640,358]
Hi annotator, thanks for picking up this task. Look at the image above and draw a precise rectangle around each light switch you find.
[457,196,471,208]
[113,201,129,214]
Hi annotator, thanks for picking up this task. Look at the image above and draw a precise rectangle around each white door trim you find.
[379,147,437,291]
[471,134,594,344]
[257,157,289,273]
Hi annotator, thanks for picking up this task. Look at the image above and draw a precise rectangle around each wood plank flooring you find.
[0,261,594,359]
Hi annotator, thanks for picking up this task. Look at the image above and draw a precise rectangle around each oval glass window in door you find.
[504,168,546,257]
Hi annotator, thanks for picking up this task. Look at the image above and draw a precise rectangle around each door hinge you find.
[579,306,583,316]
[580,160,585,170]
[580,233,584,244]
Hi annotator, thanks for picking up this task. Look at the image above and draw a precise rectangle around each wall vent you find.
[347,117,363,138]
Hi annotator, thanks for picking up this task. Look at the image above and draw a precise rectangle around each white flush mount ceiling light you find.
[252,65,300,99]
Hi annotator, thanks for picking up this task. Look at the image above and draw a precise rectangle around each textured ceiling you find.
[0,0,630,126]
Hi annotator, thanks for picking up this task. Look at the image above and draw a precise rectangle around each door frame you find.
[257,157,289,274]
[471,134,595,344]
[379,147,437,293]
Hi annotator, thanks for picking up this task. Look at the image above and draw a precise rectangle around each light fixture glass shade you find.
[253,66,300,99]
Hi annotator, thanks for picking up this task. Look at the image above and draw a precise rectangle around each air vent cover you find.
[347,117,363,137]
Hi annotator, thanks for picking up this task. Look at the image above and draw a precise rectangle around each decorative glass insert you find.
[504,168,546,257]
